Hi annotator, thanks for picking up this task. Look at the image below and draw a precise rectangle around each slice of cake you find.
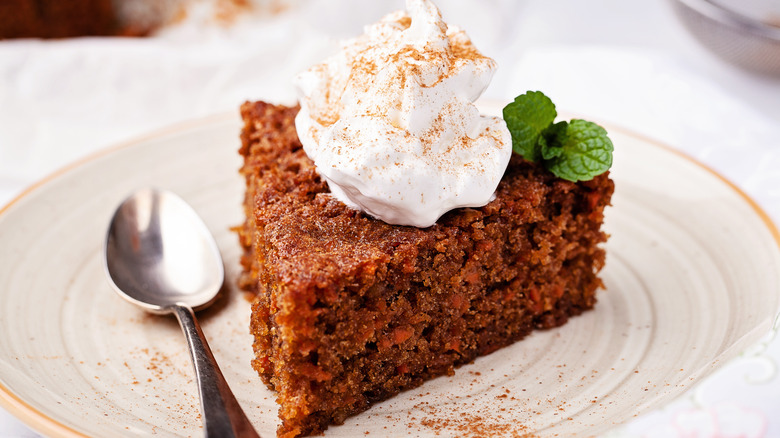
[237,101,614,437]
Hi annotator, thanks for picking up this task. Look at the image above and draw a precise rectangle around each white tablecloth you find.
[2,0,779,436]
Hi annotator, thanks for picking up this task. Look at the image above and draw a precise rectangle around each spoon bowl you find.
[105,187,223,313]
[104,188,260,438]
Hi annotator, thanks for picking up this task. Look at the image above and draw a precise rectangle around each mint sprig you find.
[503,91,613,182]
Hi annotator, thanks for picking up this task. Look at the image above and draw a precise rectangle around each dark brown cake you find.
[0,0,119,39]
[237,101,614,438]
[0,0,175,39]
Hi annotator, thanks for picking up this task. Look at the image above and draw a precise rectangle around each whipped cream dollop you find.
[294,0,511,227]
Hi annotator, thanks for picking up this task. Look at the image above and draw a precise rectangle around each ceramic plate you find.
[1,104,779,438]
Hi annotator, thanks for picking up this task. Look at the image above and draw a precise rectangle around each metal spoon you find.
[104,188,260,438]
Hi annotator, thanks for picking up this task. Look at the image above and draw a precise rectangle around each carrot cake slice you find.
[237,101,613,437]
[237,1,614,436]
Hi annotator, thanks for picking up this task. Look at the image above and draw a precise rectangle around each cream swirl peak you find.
[294,0,511,227]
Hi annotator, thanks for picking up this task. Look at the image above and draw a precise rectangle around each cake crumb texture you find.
[237,101,614,437]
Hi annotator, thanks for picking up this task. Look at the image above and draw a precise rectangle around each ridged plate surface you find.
[0,106,779,437]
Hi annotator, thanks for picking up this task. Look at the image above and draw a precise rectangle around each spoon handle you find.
[173,304,261,438]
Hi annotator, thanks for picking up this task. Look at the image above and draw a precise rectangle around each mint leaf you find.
[502,91,557,162]
[502,91,613,182]
[545,120,613,182]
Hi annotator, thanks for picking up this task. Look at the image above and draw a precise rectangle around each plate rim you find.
[1,108,779,438]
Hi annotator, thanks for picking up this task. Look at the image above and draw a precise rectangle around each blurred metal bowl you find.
[672,0,780,76]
